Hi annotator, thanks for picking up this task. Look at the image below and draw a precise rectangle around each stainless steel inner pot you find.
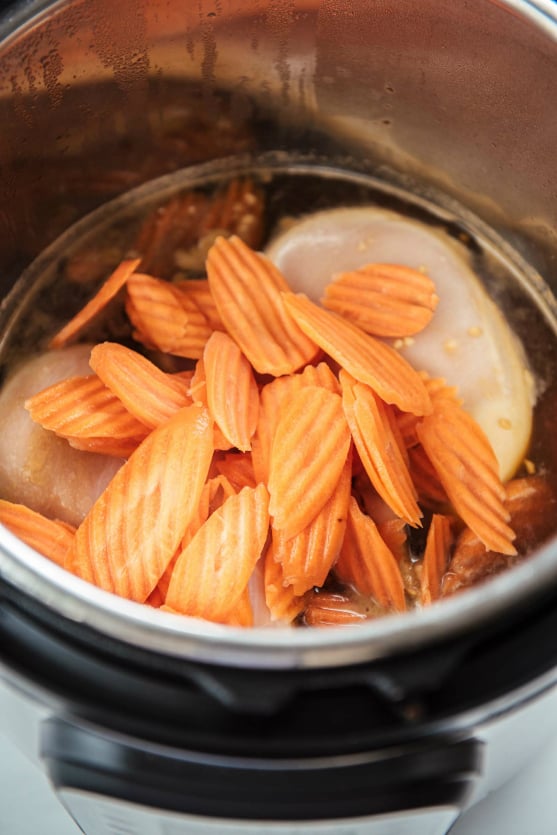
[0,0,556,673]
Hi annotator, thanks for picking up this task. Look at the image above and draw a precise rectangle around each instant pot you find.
[1,2,557,834]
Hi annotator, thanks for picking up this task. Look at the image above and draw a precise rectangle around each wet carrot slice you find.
[65,404,214,602]
[25,374,150,451]
[90,342,191,429]
[323,263,439,337]
[214,452,257,490]
[126,273,213,359]
[49,258,141,349]
[416,399,516,555]
[420,514,453,605]
[0,500,75,567]
[378,518,408,563]
[165,484,270,622]
[251,362,339,483]
[340,370,422,526]
[335,497,407,612]
[407,444,450,509]
[396,375,460,449]
[217,586,255,628]
[272,451,352,595]
[174,279,224,331]
[264,547,306,623]
[303,589,370,626]
[206,235,319,375]
[188,358,235,451]
[282,292,432,416]
[203,331,259,452]
[268,386,351,540]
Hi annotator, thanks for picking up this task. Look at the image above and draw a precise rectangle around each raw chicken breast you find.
[267,207,534,481]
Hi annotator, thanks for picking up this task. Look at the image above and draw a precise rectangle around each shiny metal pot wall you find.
[0,0,556,671]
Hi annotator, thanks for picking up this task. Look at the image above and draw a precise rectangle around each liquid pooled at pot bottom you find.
[0,172,555,628]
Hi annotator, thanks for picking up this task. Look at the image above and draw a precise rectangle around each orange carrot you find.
[264,546,306,623]
[416,399,516,555]
[203,331,260,452]
[268,386,352,540]
[340,370,422,526]
[302,589,369,626]
[323,262,439,337]
[188,358,235,451]
[214,452,257,491]
[206,235,319,375]
[272,450,352,595]
[65,404,214,602]
[217,586,255,627]
[165,484,270,622]
[0,500,75,567]
[49,258,141,349]
[90,342,191,429]
[396,375,460,449]
[282,292,432,416]
[126,272,213,359]
[174,279,224,331]
[25,374,150,452]
[420,514,453,605]
[335,497,407,612]
[407,443,450,509]
[378,518,408,563]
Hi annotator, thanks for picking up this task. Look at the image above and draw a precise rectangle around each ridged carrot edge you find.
[49,258,141,349]
[165,484,270,622]
[65,404,214,602]
[282,291,431,416]
[268,386,351,540]
[420,514,453,605]
[264,546,306,623]
[203,331,259,452]
[0,499,75,567]
[335,496,406,612]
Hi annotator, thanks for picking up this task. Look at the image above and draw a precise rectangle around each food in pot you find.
[0,172,556,628]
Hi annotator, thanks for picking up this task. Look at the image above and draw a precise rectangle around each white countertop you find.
[2,728,557,835]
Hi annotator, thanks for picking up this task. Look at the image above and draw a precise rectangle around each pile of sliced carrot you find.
[0,228,521,628]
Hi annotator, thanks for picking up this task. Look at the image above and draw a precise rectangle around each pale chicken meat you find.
[266,207,534,482]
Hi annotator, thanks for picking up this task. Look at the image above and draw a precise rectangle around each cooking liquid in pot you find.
[1,157,557,628]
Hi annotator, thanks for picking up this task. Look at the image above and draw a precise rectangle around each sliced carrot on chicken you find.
[90,342,191,429]
[214,452,257,490]
[165,483,270,622]
[268,386,351,540]
[49,258,141,349]
[264,546,306,623]
[282,292,431,416]
[203,331,259,452]
[416,399,516,555]
[65,404,214,602]
[420,514,453,605]
[340,370,421,526]
[323,263,439,337]
[251,362,340,484]
[25,374,150,452]
[0,500,75,567]
[126,272,213,359]
[272,450,352,595]
[335,496,407,612]
[206,235,319,375]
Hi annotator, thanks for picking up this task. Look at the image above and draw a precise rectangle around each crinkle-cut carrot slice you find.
[282,292,432,416]
[251,363,341,485]
[126,273,214,360]
[378,518,408,563]
[420,514,453,605]
[165,484,270,621]
[216,586,254,628]
[407,444,450,509]
[206,235,319,375]
[396,375,461,449]
[264,546,306,623]
[65,404,214,602]
[0,500,75,568]
[302,589,369,626]
[268,386,351,541]
[335,497,407,612]
[25,374,150,447]
[66,436,145,458]
[214,452,257,491]
[340,370,421,527]
[90,342,192,430]
[188,359,235,451]
[416,399,516,555]
[203,331,260,452]
[323,263,439,338]
[272,450,352,595]
[174,279,224,331]
[49,258,141,349]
